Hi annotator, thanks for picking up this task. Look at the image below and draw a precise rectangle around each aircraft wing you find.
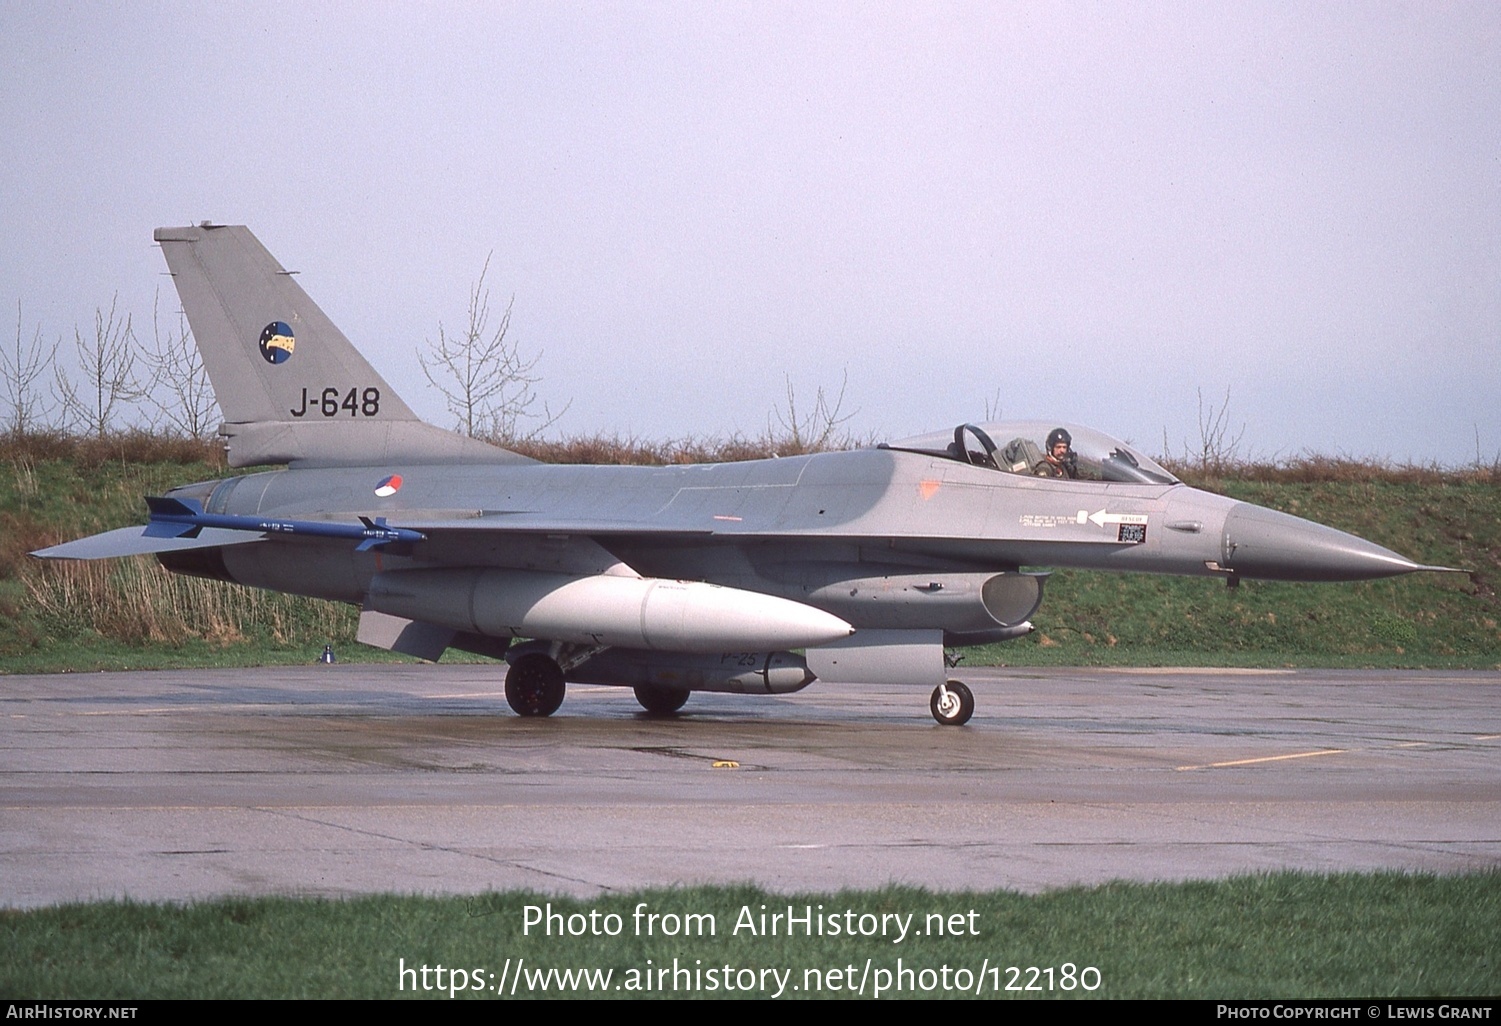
[30,526,266,561]
[29,508,709,567]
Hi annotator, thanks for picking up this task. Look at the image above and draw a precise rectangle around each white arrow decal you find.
[1088,509,1149,527]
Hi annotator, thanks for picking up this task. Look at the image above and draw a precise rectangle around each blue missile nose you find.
[1222,502,1447,582]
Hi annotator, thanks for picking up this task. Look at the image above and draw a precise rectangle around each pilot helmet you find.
[1046,427,1072,452]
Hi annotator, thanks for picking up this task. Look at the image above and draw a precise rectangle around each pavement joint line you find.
[254,806,616,891]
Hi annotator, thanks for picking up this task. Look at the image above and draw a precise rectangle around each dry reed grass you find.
[21,555,351,646]
[508,431,828,465]
[0,429,222,468]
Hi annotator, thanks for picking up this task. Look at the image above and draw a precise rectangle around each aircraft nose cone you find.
[1222,502,1431,582]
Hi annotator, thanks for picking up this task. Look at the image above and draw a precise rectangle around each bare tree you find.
[145,290,219,438]
[56,295,147,439]
[420,255,566,441]
[1,302,55,435]
[1189,386,1246,472]
[770,369,856,454]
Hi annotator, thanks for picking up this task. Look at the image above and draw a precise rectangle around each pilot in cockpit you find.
[931,423,1174,485]
[998,426,1080,478]
[1038,427,1078,479]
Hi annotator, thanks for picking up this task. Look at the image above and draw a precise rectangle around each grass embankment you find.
[4,874,1497,998]
[2,432,1498,673]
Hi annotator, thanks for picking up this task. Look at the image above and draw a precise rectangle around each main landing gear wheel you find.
[633,686,690,715]
[505,653,566,717]
[930,680,975,726]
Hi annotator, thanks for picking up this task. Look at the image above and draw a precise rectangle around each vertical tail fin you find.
[154,225,527,468]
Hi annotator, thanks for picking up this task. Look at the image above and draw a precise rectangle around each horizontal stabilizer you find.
[30,526,264,561]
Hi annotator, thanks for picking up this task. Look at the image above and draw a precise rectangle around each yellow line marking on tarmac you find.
[1176,748,1346,771]
[1476,734,1500,741]
[1110,666,1293,676]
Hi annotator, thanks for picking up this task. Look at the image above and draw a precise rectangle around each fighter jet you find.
[33,225,1454,725]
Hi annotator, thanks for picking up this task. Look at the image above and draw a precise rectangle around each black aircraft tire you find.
[633,685,690,715]
[505,653,566,717]
[930,680,975,726]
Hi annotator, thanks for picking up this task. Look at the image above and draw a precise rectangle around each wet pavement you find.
[2,663,1497,906]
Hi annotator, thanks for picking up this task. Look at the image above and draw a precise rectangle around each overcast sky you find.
[2,2,1497,463]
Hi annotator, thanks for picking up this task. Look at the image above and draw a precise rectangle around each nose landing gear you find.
[929,680,974,726]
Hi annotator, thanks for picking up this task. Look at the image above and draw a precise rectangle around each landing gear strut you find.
[929,680,974,726]
[633,686,690,715]
[505,653,566,717]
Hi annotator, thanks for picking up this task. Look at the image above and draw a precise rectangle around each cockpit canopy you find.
[885,421,1179,485]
